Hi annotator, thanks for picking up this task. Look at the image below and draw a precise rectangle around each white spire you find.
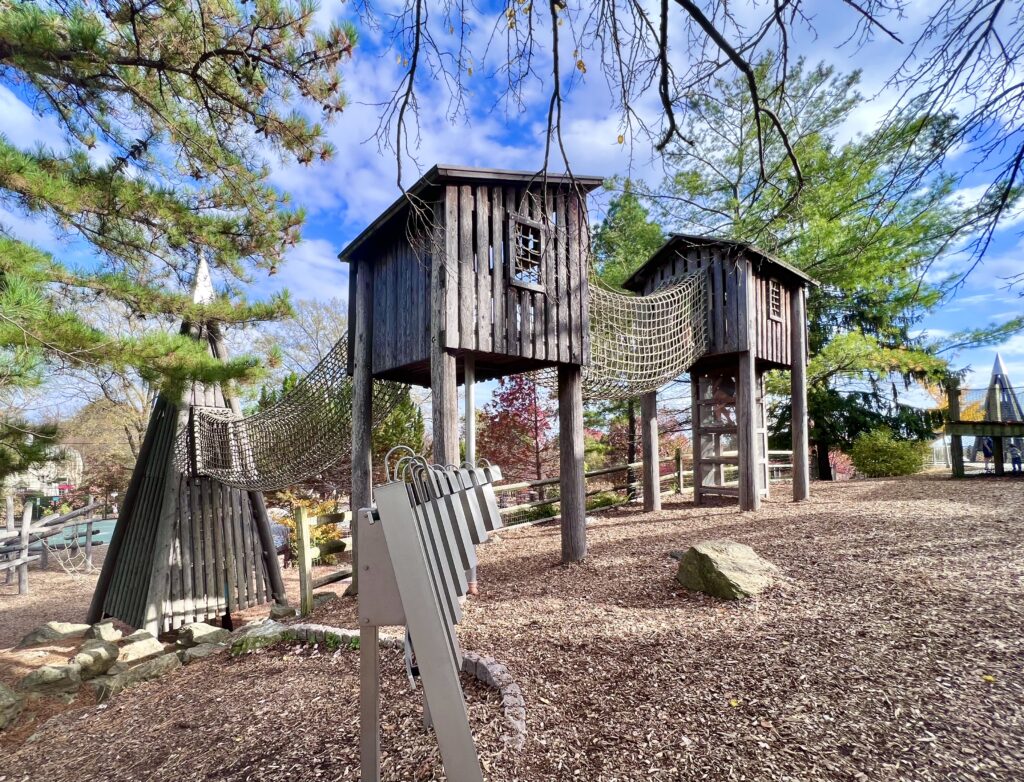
[993,352,1010,380]
[192,254,215,305]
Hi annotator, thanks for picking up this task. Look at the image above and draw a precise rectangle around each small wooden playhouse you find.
[623,234,814,511]
[340,165,603,560]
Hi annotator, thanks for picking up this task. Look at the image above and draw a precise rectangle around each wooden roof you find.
[621,233,817,292]
[338,164,604,262]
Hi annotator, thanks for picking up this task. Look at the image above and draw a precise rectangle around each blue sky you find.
[3,0,1022,409]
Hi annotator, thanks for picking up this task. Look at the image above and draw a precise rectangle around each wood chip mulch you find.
[2,474,1023,781]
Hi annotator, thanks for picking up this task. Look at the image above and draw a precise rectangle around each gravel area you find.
[2,474,1023,781]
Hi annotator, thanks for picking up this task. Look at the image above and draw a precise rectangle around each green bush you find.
[849,429,929,477]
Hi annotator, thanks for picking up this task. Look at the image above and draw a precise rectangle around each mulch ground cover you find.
[2,474,1023,780]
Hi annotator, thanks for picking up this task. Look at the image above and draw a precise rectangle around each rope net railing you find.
[536,269,710,401]
[954,385,1024,423]
[174,335,408,491]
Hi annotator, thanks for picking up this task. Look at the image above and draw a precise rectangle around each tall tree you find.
[656,58,1021,478]
[591,182,664,290]
[477,375,556,484]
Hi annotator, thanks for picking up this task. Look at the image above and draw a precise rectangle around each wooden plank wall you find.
[753,272,792,366]
[162,478,272,632]
[439,183,588,365]
[370,234,432,376]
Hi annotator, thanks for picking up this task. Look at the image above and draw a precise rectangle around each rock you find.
[667,550,685,561]
[0,682,25,730]
[118,636,165,663]
[71,640,120,679]
[124,629,155,643]
[269,603,298,620]
[675,540,778,600]
[88,654,181,701]
[176,622,231,649]
[178,642,227,664]
[230,620,288,655]
[85,622,123,643]
[17,621,91,648]
[19,663,82,694]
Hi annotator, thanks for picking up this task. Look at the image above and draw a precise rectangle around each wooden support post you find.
[350,261,374,597]
[994,437,1006,476]
[360,624,381,782]
[738,352,760,512]
[691,377,703,505]
[295,506,314,616]
[626,400,637,500]
[641,391,661,513]
[432,354,459,465]
[790,286,810,501]
[18,503,31,595]
[464,356,476,464]
[947,380,965,478]
[675,447,684,494]
[558,365,586,563]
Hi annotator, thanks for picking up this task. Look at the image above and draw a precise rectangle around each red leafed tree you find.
[477,375,557,483]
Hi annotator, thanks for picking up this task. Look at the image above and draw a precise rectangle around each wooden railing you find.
[493,449,795,525]
[1,497,104,594]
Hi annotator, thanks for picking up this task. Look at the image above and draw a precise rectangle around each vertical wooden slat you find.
[475,185,492,353]
[506,187,520,356]
[238,489,255,607]
[459,185,475,350]
[566,195,582,364]
[544,191,557,361]
[578,201,591,365]
[178,479,193,624]
[711,253,725,352]
[725,258,739,352]
[519,288,532,358]
[491,187,506,353]
[555,193,569,363]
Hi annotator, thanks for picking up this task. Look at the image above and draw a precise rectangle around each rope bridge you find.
[174,336,407,491]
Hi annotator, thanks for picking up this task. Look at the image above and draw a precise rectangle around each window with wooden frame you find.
[768,279,783,320]
[509,212,546,292]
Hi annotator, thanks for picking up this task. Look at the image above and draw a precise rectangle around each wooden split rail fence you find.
[1,497,104,595]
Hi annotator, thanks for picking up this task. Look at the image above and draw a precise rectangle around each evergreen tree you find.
[0,1,357,470]
[591,182,664,290]
[656,57,1023,478]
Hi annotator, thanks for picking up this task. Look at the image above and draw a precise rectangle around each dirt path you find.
[2,474,1023,781]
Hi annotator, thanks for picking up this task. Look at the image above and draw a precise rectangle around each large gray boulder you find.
[0,682,25,730]
[118,636,165,663]
[675,540,778,600]
[176,622,231,649]
[71,639,120,679]
[178,642,228,664]
[17,621,91,648]
[230,620,289,655]
[88,653,181,701]
[19,663,82,695]
[269,603,298,620]
[85,622,123,643]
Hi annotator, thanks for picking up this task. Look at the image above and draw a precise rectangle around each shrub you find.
[849,429,929,478]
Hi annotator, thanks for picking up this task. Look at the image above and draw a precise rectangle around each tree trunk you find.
[815,441,833,481]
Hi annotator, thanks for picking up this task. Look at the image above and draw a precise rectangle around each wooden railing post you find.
[674,448,684,493]
[946,380,965,479]
[295,506,314,616]
[18,503,31,595]
[85,494,94,569]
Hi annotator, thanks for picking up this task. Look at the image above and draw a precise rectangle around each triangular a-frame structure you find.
[88,259,285,635]
[967,353,1024,460]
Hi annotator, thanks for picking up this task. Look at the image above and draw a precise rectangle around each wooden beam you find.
[558,365,586,562]
[295,506,314,617]
[641,391,661,513]
[946,380,965,478]
[790,285,810,501]
[350,260,374,597]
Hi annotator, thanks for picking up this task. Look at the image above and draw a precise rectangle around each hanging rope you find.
[535,270,709,400]
[174,335,407,491]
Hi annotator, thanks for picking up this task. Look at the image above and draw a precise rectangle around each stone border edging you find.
[286,624,526,750]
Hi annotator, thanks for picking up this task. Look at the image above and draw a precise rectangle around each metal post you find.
[360,624,380,782]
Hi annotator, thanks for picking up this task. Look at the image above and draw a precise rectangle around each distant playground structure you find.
[945,353,1024,477]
